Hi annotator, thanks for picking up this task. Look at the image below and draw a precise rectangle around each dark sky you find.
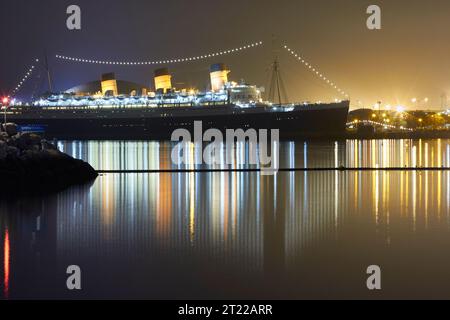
[1,0,450,109]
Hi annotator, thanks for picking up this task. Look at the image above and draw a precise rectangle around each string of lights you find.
[11,59,39,96]
[283,45,349,99]
[55,41,264,66]
[347,119,413,132]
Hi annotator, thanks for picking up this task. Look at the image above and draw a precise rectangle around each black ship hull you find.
[8,102,350,140]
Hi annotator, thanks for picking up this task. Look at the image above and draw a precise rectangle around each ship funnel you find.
[210,63,230,92]
[101,72,118,96]
[154,68,172,94]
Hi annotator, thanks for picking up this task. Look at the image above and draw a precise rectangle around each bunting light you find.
[283,45,349,99]
[55,41,264,66]
[347,119,413,132]
[11,59,39,96]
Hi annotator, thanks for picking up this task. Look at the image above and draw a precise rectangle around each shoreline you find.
[345,130,450,140]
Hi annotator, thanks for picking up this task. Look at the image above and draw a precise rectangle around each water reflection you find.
[59,139,450,170]
[3,229,9,299]
[1,140,450,299]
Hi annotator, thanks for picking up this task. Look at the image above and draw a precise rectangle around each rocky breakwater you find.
[0,123,98,196]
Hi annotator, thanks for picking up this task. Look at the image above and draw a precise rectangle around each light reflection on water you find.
[3,229,9,299]
[1,139,450,299]
[58,139,450,170]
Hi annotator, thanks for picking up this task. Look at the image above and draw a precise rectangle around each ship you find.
[5,63,350,140]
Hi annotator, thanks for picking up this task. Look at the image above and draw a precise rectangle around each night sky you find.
[1,0,450,109]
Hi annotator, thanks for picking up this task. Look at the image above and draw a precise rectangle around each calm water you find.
[1,139,450,299]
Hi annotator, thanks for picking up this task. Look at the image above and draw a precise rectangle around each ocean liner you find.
[5,63,349,139]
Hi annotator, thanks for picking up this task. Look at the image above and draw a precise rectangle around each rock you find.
[41,139,57,151]
[0,141,7,160]
[0,132,9,141]
[6,146,19,157]
[0,122,98,196]
[0,149,98,196]
[14,132,42,151]
[3,123,18,137]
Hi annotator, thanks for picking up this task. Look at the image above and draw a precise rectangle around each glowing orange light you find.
[2,97,8,105]
[4,229,10,299]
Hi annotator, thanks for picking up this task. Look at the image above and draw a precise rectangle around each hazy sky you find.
[1,0,450,109]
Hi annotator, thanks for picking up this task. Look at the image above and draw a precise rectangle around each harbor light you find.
[2,97,9,126]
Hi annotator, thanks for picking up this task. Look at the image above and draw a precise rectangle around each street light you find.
[2,97,10,127]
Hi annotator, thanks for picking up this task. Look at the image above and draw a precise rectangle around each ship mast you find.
[268,36,289,105]
[44,49,53,93]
